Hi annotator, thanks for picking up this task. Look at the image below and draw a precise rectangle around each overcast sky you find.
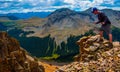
[0,0,120,14]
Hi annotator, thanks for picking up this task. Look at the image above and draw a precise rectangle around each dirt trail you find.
[39,61,60,72]
[39,60,70,72]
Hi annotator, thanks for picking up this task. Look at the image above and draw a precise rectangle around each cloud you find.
[111,7,120,11]
[0,0,120,14]
[63,0,76,4]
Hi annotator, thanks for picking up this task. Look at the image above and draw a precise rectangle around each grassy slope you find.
[16,17,46,28]
[15,17,93,44]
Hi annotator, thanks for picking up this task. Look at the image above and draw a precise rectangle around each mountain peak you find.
[54,8,74,12]
[43,8,79,28]
[48,8,76,17]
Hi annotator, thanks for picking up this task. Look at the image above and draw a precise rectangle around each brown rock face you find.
[0,32,44,72]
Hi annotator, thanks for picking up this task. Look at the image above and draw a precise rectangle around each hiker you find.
[92,7,112,43]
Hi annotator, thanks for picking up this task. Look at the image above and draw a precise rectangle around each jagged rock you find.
[113,42,120,47]
[56,35,120,72]
[0,32,45,72]
[75,35,113,61]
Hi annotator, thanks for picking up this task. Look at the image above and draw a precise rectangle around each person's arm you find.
[95,21,101,24]
[101,13,108,24]
[95,13,103,24]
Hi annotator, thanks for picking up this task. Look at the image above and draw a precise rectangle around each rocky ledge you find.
[0,32,45,72]
[56,35,120,72]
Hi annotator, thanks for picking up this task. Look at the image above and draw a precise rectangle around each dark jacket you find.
[96,12,111,26]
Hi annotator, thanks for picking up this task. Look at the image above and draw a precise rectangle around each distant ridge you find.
[0,12,51,19]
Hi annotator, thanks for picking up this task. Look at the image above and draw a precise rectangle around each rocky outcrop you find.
[75,35,113,61]
[0,32,44,72]
[56,35,120,72]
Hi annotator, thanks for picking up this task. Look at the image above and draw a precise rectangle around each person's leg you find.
[99,26,104,37]
[102,24,113,48]
[109,33,112,43]
[108,33,113,48]
[99,31,103,37]
[104,24,112,43]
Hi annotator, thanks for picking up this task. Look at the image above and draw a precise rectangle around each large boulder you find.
[75,35,113,61]
[0,32,45,72]
[56,35,120,72]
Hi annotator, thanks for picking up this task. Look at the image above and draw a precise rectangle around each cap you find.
[91,7,98,13]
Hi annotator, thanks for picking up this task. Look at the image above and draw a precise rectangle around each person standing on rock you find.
[92,7,112,43]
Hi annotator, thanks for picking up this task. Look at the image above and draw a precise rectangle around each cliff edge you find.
[0,32,45,72]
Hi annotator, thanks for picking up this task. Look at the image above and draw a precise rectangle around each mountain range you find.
[0,8,120,61]
[0,12,51,19]
[19,8,120,43]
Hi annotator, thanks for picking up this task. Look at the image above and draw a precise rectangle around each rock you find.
[0,32,45,72]
[56,35,120,72]
[87,35,99,42]
[89,46,98,51]
[75,35,113,61]
[113,42,120,47]
[118,54,120,57]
